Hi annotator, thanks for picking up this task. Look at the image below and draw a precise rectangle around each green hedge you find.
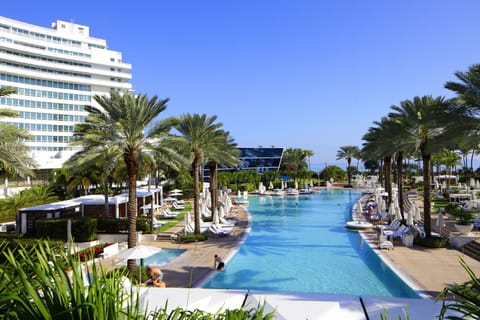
[36,217,97,242]
[96,217,152,234]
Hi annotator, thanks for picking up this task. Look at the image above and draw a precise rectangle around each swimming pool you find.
[202,189,420,298]
[142,249,186,266]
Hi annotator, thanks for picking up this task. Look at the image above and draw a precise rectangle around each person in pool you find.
[213,254,225,271]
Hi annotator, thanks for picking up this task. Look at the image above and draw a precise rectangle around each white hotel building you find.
[0,16,132,176]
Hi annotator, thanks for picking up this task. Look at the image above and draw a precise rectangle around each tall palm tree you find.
[72,91,174,272]
[0,87,36,178]
[362,120,396,209]
[176,113,223,234]
[303,149,314,171]
[206,131,240,220]
[445,64,480,110]
[336,146,359,186]
[388,95,466,238]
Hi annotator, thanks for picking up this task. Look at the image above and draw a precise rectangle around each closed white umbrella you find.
[407,209,414,226]
[388,202,396,218]
[413,204,422,221]
[395,206,403,221]
[436,211,446,227]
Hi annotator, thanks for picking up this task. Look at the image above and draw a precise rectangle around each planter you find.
[454,223,473,235]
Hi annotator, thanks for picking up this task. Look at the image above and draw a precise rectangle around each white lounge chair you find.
[171,202,185,210]
[378,234,394,250]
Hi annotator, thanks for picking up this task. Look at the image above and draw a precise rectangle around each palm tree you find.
[176,113,223,234]
[206,131,240,220]
[362,120,396,210]
[72,91,174,272]
[388,95,467,238]
[336,146,359,186]
[445,64,480,110]
[303,149,314,171]
[0,87,36,178]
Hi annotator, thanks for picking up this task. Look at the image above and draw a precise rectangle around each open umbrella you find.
[170,189,183,194]
[116,245,162,283]
[169,192,183,197]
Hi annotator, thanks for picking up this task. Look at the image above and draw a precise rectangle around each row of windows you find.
[13,87,91,102]
[0,73,91,91]
[11,26,82,47]
[18,111,84,122]
[1,60,91,78]
[33,135,73,143]
[30,146,72,151]
[1,97,85,111]
[0,48,92,68]
[10,121,74,133]
[47,46,90,58]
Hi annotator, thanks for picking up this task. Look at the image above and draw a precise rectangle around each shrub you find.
[35,217,97,242]
[414,235,448,248]
[180,233,208,242]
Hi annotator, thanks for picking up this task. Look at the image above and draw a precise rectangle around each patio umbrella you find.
[388,202,396,218]
[407,209,414,226]
[169,192,183,197]
[436,211,446,228]
[116,245,162,283]
[170,189,183,194]
[395,205,403,221]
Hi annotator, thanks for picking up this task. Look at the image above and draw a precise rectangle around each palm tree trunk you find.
[192,154,201,234]
[126,168,138,273]
[396,152,404,219]
[384,156,392,206]
[422,152,432,238]
[209,161,218,220]
[347,159,352,186]
[104,177,109,218]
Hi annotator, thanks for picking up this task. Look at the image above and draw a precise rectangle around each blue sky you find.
[3,1,480,167]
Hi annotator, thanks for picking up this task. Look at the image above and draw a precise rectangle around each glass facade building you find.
[0,16,132,170]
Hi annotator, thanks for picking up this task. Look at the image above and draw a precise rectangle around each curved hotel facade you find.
[0,16,132,173]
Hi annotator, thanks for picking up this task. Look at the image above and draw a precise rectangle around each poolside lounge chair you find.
[208,224,232,237]
[152,217,165,228]
[383,219,401,231]
[159,209,179,219]
[171,202,185,210]
[220,217,236,226]
[378,234,394,250]
[391,225,410,241]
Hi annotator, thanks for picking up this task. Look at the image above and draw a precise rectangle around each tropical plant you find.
[336,146,359,186]
[451,206,475,226]
[437,257,480,319]
[175,113,224,234]
[303,149,314,171]
[0,87,36,178]
[71,91,175,272]
[0,185,58,223]
[445,64,480,110]
[206,131,240,220]
[388,95,470,238]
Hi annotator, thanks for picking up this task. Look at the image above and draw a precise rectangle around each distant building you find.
[204,147,284,179]
[236,147,284,172]
[0,16,132,175]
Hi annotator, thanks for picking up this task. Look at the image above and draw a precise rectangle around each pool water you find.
[142,249,186,266]
[202,189,420,298]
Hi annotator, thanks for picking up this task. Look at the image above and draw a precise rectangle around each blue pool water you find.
[142,249,186,266]
[203,189,420,298]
